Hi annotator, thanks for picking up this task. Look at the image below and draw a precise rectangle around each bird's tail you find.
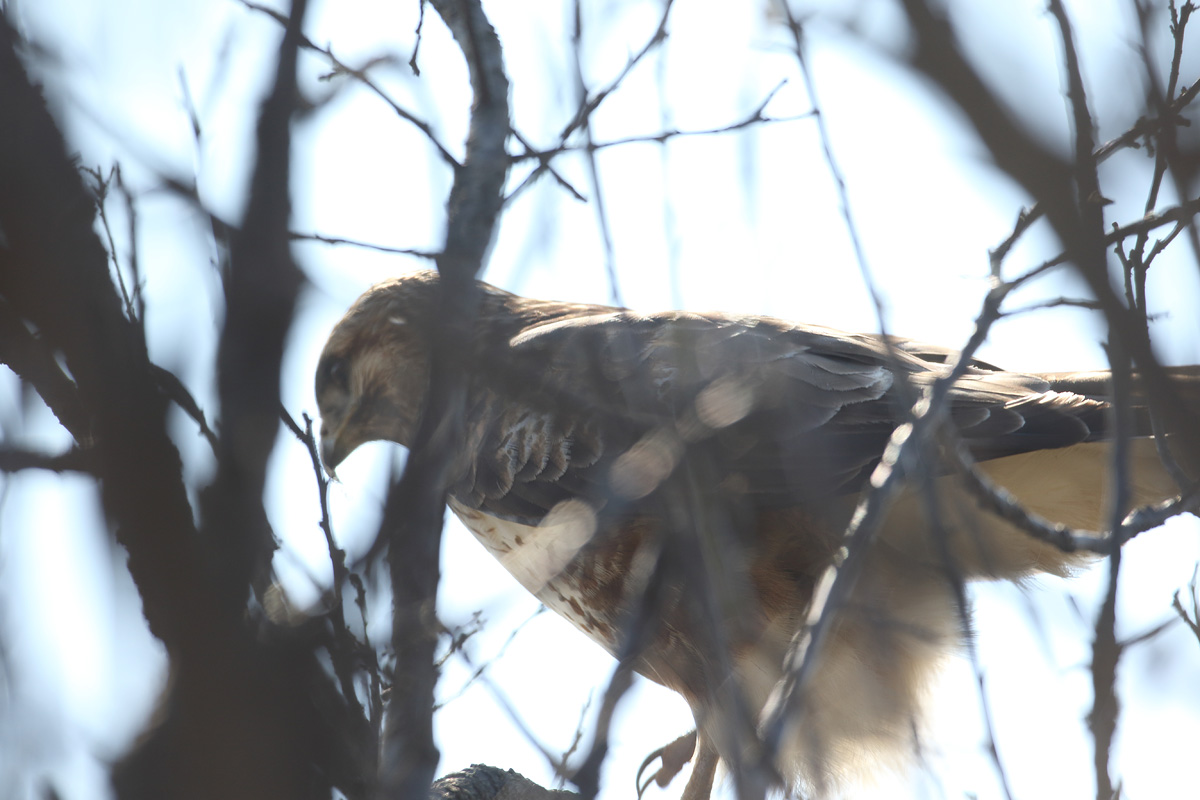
[1039,364,1200,444]
[877,364,1200,580]
[751,366,1200,797]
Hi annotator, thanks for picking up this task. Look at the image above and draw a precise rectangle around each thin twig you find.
[1171,566,1200,645]
[1132,1,1200,276]
[782,11,886,340]
[506,127,587,203]
[289,231,438,259]
[986,39,1200,274]
[570,0,622,308]
[0,299,92,445]
[559,0,676,144]
[920,429,1016,800]
[113,165,144,321]
[410,0,427,75]
[152,365,219,454]
[83,165,139,323]
[513,0,676,212]
[237,0,461,168]
[995,194,1200,290]
[279,407,344,592]
[998,296,1103,316]
[515,85,809,160]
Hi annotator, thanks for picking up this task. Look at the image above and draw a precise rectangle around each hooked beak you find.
[319,422,349,479]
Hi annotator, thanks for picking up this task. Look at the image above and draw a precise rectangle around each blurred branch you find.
[948,433,1199,555]
[152,364,219,455]
[1108,195,1200,243]
[915,433,1015,800]
[83,164,140,325]
[0,298,91,444]
[999,296,1103,315]
[113,166,145,321]
[200,0,309,613]
[1132,1,1200,274]
[781,9,891,341]
[1117,615,1177,649]
[898,0,1200,482]
[280,409,343,594]
[1094,77,1199,161]
[569,0,621,307]
[570,662,635,800]
[0,2,201,665]
[0,447,96,473]
[1045,4,1132,794]
[989,73,1200,272]
[1172,566,1200,646]
[0,13,331,800]
[760,260,1045,774]
[136,177,438,264]
[436,607,544,709]
[409,0,427,75]
[991,193,1200,292]
[376,0,510,797]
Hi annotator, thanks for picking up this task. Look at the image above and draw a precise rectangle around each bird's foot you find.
[636,730,698,798]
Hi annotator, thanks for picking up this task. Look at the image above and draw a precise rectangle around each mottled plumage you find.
[316,270,1191,798]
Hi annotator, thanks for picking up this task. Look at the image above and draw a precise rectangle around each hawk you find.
[315,270,1195,798]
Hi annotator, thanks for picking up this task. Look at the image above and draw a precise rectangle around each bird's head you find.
[315,273,440,476]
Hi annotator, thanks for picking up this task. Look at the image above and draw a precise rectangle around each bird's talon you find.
[635,730,698,798]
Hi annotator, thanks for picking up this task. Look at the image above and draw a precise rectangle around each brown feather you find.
[315,270,1197,796]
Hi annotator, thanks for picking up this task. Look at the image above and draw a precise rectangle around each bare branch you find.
[504,127,587,205]
[1109,195,1200,244]
[948,433,1198,555]
[513,0,676,218]
[200,0,309,611]
[0,447,96,473]
[0,13,335,799]
[237,0,461,169]
[0,2,201,663]
[376,1,511,797]
[988,62,1200,273]
[569,0,622,307]
[1131,0,1200,275]
[0,298,91,445]
[1171,566,1200,645]
[83,164,139,324]
[586,110,813,152]
[289,230,438,259]
[781,10,889,342]
[559,0,676,144]
[152,364,219,454]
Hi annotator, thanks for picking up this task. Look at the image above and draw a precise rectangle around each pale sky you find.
[2,1,1199,799]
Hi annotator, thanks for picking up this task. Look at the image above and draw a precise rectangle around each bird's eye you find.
[323,357,350,391]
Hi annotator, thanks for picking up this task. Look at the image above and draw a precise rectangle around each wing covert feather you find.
[451,309,1110,523]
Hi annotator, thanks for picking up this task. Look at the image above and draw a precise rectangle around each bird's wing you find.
[447,310,1107,524]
